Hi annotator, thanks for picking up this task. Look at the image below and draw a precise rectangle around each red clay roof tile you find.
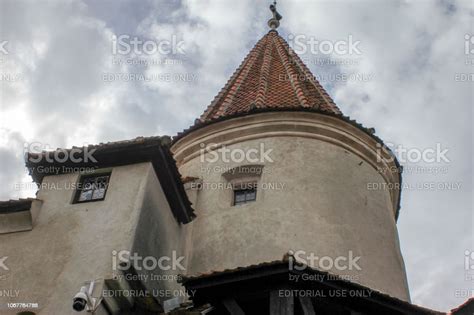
[199,30,341,123]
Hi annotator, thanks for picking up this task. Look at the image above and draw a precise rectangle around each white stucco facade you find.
[0,110,412,314]
[172,111,410,301]
[0,162,189,314]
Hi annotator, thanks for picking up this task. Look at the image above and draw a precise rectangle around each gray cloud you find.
[0,0,472,311]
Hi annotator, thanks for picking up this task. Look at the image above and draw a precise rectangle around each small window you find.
[233,188,257,206]
[73,173,111,203]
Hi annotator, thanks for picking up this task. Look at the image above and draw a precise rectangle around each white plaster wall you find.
[131,163,191,305]
[172,112,410,301]
[0,162,152,314]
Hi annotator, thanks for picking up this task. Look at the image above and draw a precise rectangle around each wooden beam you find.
[298,296,316,315]
[270,290,294,315]
[222,298,245,315]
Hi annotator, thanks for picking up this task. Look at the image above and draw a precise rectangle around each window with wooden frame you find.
[73,173,111,203]
[222,165,263,207]
[233,187,257,206]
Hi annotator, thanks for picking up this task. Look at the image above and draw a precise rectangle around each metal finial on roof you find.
[268,1,282,30]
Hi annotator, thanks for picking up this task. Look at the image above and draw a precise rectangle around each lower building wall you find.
[0,162,186,314]
[130,163,190,308]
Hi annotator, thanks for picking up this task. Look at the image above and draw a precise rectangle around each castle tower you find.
[172,6,409,302]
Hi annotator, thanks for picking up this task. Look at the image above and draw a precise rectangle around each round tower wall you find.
[172,111,409,301]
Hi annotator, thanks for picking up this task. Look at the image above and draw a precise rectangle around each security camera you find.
[72,281,102,312]
[73,286,90,312]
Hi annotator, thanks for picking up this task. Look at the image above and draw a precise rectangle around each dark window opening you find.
[233,188,257,206]
[73,173,111,204]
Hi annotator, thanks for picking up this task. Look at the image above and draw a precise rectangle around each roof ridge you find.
[273,32,310,107]
[255,32,275,108]
[272,37,341,114]
[282,37,340,114]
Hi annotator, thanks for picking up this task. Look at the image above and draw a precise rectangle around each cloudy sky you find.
[0,0,472,311]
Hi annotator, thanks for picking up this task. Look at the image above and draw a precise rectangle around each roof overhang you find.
[25,136,195,224]
[180,255,441,315]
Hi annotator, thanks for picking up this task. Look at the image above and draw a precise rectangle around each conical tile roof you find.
[199,30,341,123]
